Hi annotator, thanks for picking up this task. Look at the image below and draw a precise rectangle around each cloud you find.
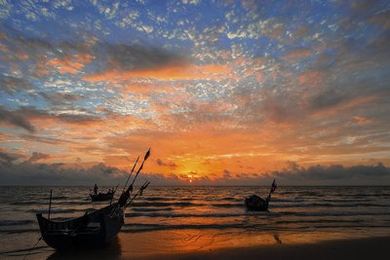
[272,162,390,185]
[47,53,94,74]
[83,63,233,82]
[102,43,186,72]
[28,152,50,162]
[156,159,177,169]
[0,75,33,94]
[39,92,83,105]
[0,159,126,186]
[0,151,21,166]
[0,106,35,132]
[1,155,389,185]
[283,48,312,62]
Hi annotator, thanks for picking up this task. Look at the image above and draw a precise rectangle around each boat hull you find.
[89,192,114,202]
[36,203,124,250]
[245,195,269,211]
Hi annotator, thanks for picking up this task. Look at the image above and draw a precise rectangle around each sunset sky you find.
[0,0,389,185]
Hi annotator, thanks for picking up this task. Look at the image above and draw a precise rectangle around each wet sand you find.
[134,235,390,260]
[36,234,390,260]
[1,231,389,259]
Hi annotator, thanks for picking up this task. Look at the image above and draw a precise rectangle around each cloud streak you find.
[0,107,35,132]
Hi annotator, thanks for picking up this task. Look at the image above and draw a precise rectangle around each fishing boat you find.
[245,179,277,211]
[35,148,151,250]
[89,190,115,202]
[36,203,124,250]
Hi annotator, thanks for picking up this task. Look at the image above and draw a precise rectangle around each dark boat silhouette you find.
[245,179,277,211]
[35,148,151,250]
[36,203,123,250]
[245,194,270,211]
[89,191,115,202]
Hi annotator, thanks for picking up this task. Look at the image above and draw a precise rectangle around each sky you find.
[0,0,389,185]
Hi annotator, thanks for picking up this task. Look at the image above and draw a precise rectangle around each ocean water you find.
[0,186,390,258]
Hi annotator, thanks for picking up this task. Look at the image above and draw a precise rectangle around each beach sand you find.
[29,230,389,260]
[155,236,390,260]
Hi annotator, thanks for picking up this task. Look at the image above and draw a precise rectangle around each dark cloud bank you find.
[1,153,389,186]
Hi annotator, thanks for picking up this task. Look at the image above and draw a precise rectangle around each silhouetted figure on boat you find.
[245,179,277,211]
[93,184,98,195]
[90,185,117,202]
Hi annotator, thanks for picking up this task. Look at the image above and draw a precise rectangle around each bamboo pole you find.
[121,156,139,194]
[48,189,53,220]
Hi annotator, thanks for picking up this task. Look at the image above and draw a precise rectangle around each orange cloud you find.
[283,48,312,61]
[352,116,372,125]
[311,95,379,117]
[298,71,324,86]
[47,53,94,74]
[83,63,233,82]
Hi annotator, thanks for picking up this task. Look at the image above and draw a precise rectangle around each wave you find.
[39,196,69,200]
[121,223,245,232]
[10,200,92,206]
[0,228,38,234]
[121,222,390,233]
[130,207,174,212]
[211,203,243,208]
[125,210,390,219]
[274,219,365,225]
[3,220,390,235]
[131,201,244,208]
[270,202,390,208]
[125,212,245,218]
[0,220,34,226]
[270,211,390,217]
[26,208,90,214]
[131,201,201,207]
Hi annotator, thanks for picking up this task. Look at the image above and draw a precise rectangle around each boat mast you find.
[48,189,53,220]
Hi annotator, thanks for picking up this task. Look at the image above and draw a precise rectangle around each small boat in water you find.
[89,184,117,202]
[245,179,277,211]
[89,191,115,202]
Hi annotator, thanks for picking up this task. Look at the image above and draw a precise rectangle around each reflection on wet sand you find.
[117,228,384,259]
[273,233,282,244]
[47,237,121,260]
[117,229,355,258]
[1,229,388,259]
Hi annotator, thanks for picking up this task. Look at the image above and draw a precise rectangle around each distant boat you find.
[89,190,115,202]
[245,179,277,211]
[36,203,123,250]
[245,194,269,211]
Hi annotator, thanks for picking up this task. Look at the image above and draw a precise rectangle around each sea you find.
[0,186,390,258]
